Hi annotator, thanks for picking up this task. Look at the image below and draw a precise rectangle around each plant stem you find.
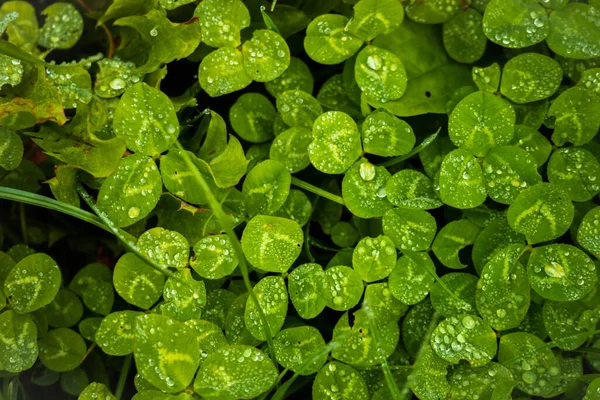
[290,177,344,205]
[174,141,278,366]
[114,354,132,400]
[75,0,114,58]
[80,343,97,363]
[0,187,109,233]
[377,129,440,168]
[19,203,28,245]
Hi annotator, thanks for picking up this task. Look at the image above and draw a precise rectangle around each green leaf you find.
[4,253,61,314]
[244,275,287,340]
[97,154,162,228]
[371,20,472,116]
[185,319,228,366]
[476,244,530,330]
[439,149,487,209]
[276,90,322,128]
[578,206,600,259]
[78,383,115,400]
[161,269,206,321]
[432,219,480,269]
[275,189,312,226]
[578,67,600,98]
[203,289,236,329]
[498,332,561,397]
[547,147,600,202]
[113,82,179,156]
[224,293,261,346]
[402,298,435,357]
[242,29,290,82]
[38,328,86,372]
[472,219,525,275]
[405,0,461,24]
[41,288,83,328]
[527,244,597,301]
[363,282,408,324]
[194,345,277,400]
[0,1,39,51]
[411,345,451,400]
[312,362,369,400]
[443,8,487,64]
[288,263,328,319]
[191,235,238,280]
[78,318,102,341]
[69,263,114,316]
[449,91,516,157]
[431,314,497,366]
[265,57,314,98]
[99,0,158,23]
[0,310,37,372]
[317,74,361,118]
[510,124,552,167]
[241,215,303,273]
[473,63,501,93]
[324,265,364,311]
[500,53,562,104]
[229,92,276,143]
[542,300,596,350]
[193,0,249,48]
[355,45,407,103]
[482,0,549,48]
[547,4,600,59]
[386,169,442,210]
[548,87,600,146]
[419,135,456,178]
[115,9,201,73]
[134,314,200,393]
[269,127,312,173]
[430,273,478,317]
[382,208,437,251]
[96,311,141,356]
[308,111,362,174]
[347,0,404,41]
[113,253,165,309]
[48,165,79,207]
[342,160,392,218]
[482,145,542,205]
[45,66,92,109]
[0,127,23,170]
[389,251,436,305]
[274,325,327,375]
[242,159,291,216]
[448,362,516,400]
[206,135,248,188]
[332,310,399,366]
[95,58,143,99]
[198,47,252,97]
[362,110,415,157]
[0,54,23,87]
[38,2,83,50]
[304,14,363,64]
[352,235,396,282]
[138,228,189,269]
[507,183,574,245]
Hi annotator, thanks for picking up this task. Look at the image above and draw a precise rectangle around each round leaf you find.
[41,288,83,328]
[288,263,328,319]
[439,149,487,209]
[352,235,396,282]
[269,127,312,173]
[483,0,549,48]
[138,228,189,269]
[193,0,249,48]
[382,208,437,251]
[4,253,61,314]
[242,160,291,217]
[69,263,114,316]
[38,3,83,49]
[0,310,37,373]
[79,383,115,400]
[542,300,594,350]
[274,189,312,226]
[191,235,239,280]
[405,0,461,24]
[113,82,179,156]
[389,251,436,305]
[361,110,415,157]
[244,276,288,340]
[38,328,86,372]
[274,326,327,375]
[161,269,206,321]
[276,90,322,128]
[577,206,600,259]
[527,244,597,301]
[432,219,481,269]
[355,46,407,103]
[198,47,252,97]
[547,147,600,202]
[548,87,600,147]
[113,253,165,309]
[443,8,486,64]
[500,53,562,104]
[546,4,600,59]
[229,92,276,143]
[96,311,141,356]
[386,169,442,210]
[241,215,303,273]
[448,362,515,400]
[265,57,313,98]
[324,265,364,311]
[342,160,392,218]
[95,58,143,99]
[304,14,363,65]
[242,29,290,82]
[346,0,404,41]
[510,124,552,167]
[472,219,525,274]
[312,362,369,400]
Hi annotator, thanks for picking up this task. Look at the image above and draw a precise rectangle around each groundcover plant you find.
[1,0,600,399]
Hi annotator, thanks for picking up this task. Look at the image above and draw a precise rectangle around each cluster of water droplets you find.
[0,56,23,87]
[95,58,142,99]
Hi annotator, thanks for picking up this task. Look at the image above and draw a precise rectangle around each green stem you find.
[290,177,344,205]
[0,186,109,233]
[377,129,440,168]
[19,203,28,246]
[76,184,186,285]
[114,354,132,400]
[173,141,278,366]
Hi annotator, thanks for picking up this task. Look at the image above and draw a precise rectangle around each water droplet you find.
[359,162,376,181]
[150,28,158,37]
[496,309,506,318]
[462,315,475,329]
[109,78,126,90]
[366,54,383,71]
[128,207,140,218]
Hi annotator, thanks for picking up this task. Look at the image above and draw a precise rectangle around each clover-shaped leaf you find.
[241,215,303,273]
[138,228,189,269]
[276,90,322,128]
[79,383,115,400]
[275,189,312,227]
[265,57,314,98]
[342,160,392,218]
[389,251,436,305]
[352,235,396,282]
[194,345,277,400]
[472,63,501,93]
[244,275,287,340]
[361,110,415,157]
[546,4,600,59]
[41,289,83,328]
[161,269,206,321]
[355,46,407,103]
[346,0,404,41]
[577,206,600,259]
[510,124,552,167]
[0,310,37,373]
[483,0,549,48]
[542,300,596,351]
[224,293,259,347]
[324,265,364,311]
[198,48,252,97]
[430,273,478,317]
[191,235,238,280]
[97,154,162,227]
[500,53,562,104]
[527,244,596,302]
[274,326,327,375]
[69,263,114,316]
[134,314,200,393]
[243,30,290,82]
[476,244,530,330]
[0,1,38,51]
[386,169,442,210]
[431,314,497,366]
[363,282,408,325]
[507,183,574,245]
[382,208,437,251]
[548,87,600,146]
[309,111,362,175]
[402,299,435,358]
[242,160,291,217]
[39,328,86,372]
[269,127,312,173]
[411,345,451,400]
[193,0,249,48]
[439,149,487,209]
[4,253,61,314]
[185,319,228,367]
[472,219,525,274]
[547,147,600,202]
[96,311,141,356]
[304,15,363,65]
[432,219,481,269]
[288,263,328,319]
[113,253,165,309]
[312,362,369,400]
[444,9,487,64]
[38,3,83,49]
[45,66,92,110]
[448,362,515,400]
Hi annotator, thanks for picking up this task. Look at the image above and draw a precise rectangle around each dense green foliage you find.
[0,0,600,399]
